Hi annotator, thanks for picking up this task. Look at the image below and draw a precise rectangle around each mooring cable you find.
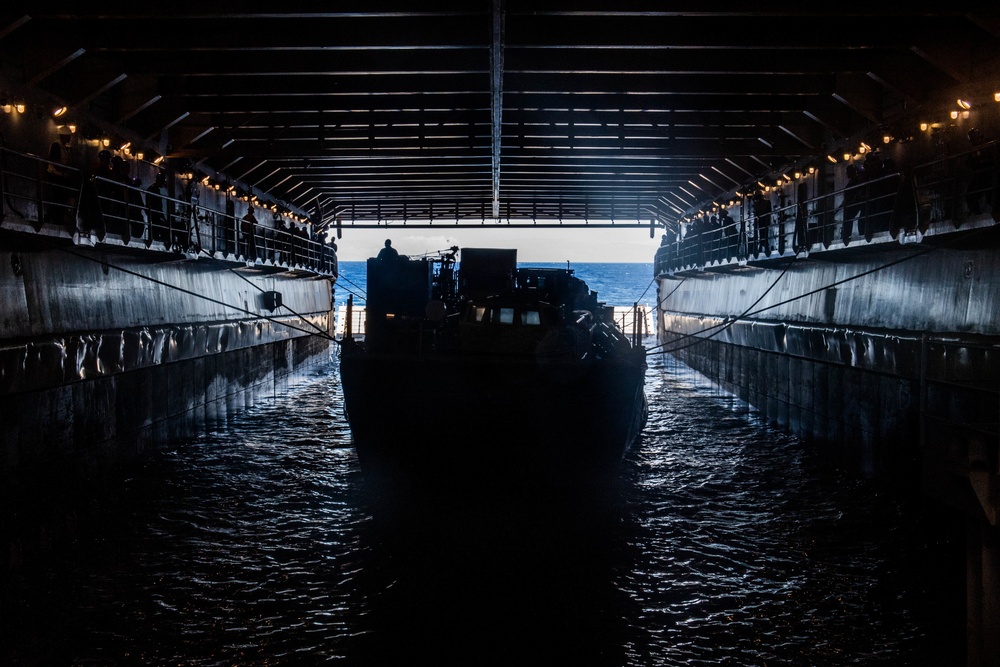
[195,246,338,342]
[650,223,998,355]
[647,254,797,354]
[22,231,339,343]
[334,273,367,301]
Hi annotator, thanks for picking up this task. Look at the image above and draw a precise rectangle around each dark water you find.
[0,352,965,666]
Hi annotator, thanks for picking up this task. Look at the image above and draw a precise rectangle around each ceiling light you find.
[957,99,971,110]
[53,106,67,117]
[14,102,25,113]
[950,111,959,119]
[920,122,929,131]
[120,141,131,151]
[883,135,892,144]
[994,92,1000,102]
[826,154,837,163]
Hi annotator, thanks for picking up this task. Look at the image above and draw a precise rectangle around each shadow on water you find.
[342,476,636,666]
[0,356,968,666]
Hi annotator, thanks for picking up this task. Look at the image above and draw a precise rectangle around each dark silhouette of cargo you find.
[339,247,648,484]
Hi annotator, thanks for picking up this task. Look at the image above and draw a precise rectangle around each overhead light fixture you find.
[807,166,816,174]
[920,122,929,131]
[67,124,76,133]
[883,135,892,144]
[962,110,970,119]
[14,102,25,113]
[843,151,852,161]
[120,141,131,151]
[53,106,67,117]
[102,137,111,147]
[994,92,1000,102]
[153,155,164,164]
[826,154,837,163]
[957,99,971,110]
[950,110,959,119]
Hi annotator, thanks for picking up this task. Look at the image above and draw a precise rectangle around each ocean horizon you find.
[334,260,656,310]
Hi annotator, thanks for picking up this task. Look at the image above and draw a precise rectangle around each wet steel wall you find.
[0,245,334,481]
[657,244,1000,520]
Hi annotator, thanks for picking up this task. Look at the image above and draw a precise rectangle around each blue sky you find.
[332,223,661,263]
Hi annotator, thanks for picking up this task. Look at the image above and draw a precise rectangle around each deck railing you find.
[0,146,337,278]
[655,141,999,276]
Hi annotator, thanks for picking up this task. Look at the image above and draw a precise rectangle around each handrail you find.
[655,141,998,277]
[0,146,337,278]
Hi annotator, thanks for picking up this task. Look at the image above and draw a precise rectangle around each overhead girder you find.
[2,5,998,227]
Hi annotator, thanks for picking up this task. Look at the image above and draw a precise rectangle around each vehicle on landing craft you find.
[338,246,648,483]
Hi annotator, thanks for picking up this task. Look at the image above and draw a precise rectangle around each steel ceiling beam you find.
[2,6,997,227]
[491,0,505,222]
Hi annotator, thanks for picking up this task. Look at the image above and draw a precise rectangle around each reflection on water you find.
[0,352,964,665]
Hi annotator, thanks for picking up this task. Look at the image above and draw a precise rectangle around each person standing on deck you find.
[241,206,259,261]
[377,238,399,261]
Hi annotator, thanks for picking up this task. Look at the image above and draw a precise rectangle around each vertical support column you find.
[632,301,639,347]
[490,0,505,221]
[919,334,928,455]
[968,519,1000,667]
[985,525,1000,667]
[346,294,354,341]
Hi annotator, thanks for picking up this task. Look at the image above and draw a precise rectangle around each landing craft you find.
[339,247,648,484]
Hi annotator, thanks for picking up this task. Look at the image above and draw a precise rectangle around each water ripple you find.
[0,356,964,665]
